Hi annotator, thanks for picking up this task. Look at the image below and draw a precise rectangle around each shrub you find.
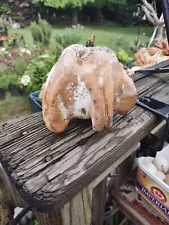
[7,73,22,87]
[0,65,6,76]
[0,75,9,90]
[21,53,60,93]
[34,220,39,225]
[38,15,52,47]
[117,48,133,63]
[56,24,83,48]
[30,15,52,47]
[0,3,11,15]
[112,35,129,53]
[30,21,43,44]
[0,73,22,90]
[11,58,27,76]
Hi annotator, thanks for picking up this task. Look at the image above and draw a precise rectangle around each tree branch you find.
[141,0,164,26]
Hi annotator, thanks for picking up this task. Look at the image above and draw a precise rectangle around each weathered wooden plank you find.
[116,154,135,189]
[34,143,139,224]
[70,185,92,225]
[0,164,27,224]
[34,184,92,225]
[0,68,169,211]
[34,210,63,225]
[0,164,25,208]
[92,178,107,225]
[92,143,140,187]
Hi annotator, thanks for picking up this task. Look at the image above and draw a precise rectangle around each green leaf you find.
[35,0,95,8]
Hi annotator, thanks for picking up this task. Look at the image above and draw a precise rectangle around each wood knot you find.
[2,123,7,128]
[22,131,28,135]
[78,139,87,146]
[44,155,52,162]
[126,116,133,123]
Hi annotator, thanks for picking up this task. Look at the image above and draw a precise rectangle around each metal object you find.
[136,97,169,157]
[135,67,169,74]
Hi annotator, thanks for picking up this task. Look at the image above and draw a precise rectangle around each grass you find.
[9,23,153,55]
[80,24,153,53]
[0,92,32,123]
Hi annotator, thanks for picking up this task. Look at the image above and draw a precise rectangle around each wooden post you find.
[0,164,26,223]
[92,178,107,225]
[34,210,63,225]
[34,184,93,225]
[0,164,25,208]
[116,154,135,189]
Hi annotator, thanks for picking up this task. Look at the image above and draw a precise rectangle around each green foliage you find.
[95,0,127,6]
[117,48,133,63]
[21,53,60,92]
[0,73,22,90]
[14,24,153,53]
[100,0,139,25]
[30,15,52,47]
[28,219,39,225]
[38,15,52,46]
[36,0,94,8]
[34,220,39,225]
[0,75,9,90]
[0,65,6,77]
[11,58,27,76]
[30,21,43,44]
[8,74,22,87]
[0,92,31,122]
[0,4,11,15]
[0,64,9,90]
[56,24,83,48]
[112,35,130,54]
[112,34,140,56]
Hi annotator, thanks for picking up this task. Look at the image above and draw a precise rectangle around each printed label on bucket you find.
[150,186,167,204]
[136,182,169,216]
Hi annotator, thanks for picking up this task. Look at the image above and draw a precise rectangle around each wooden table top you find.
[1,60,169,212]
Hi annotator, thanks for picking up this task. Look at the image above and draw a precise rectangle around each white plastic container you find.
[136,144,169,220]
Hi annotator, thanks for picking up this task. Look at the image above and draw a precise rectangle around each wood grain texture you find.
[34,210,63,225]
[0,164,25,208]
[1,61,169,212]
[116,154,135,189]
[92,178,107,225]
[35,184,92,225]
[92,143,140,188]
